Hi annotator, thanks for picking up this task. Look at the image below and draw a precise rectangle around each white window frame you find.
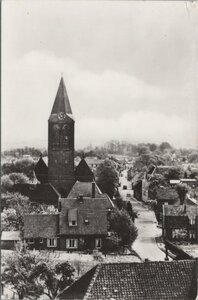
[47,238,57,248]
[95,238,102,249]
[189,218,195,225]
[189,230,196,239]
[39,238,44,244]
[66,239,78,249]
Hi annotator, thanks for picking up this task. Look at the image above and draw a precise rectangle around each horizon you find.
[2,1,198,150]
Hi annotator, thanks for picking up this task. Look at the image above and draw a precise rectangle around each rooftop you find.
[1,231,21,241]
[24,214,59,238]
[59,196,114,235]
[60,260,197,300]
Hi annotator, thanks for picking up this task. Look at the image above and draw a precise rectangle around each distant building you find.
[162,204,198,243]
[60,261,198,300]
[155,188,179,222]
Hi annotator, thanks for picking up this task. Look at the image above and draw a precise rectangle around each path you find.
[119,169,166,261]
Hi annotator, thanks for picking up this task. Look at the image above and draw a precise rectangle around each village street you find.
[119,169,166,261]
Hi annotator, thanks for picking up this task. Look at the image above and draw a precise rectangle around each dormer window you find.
[68,208,77,227]
[69,220,77,226]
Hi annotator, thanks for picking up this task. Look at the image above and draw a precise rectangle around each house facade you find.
[24,182,114,252]
[162,204,198,243]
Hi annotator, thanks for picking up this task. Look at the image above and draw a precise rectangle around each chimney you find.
[92,181,95,198]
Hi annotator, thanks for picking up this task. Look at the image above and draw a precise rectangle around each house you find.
[132,172,150,202]
[155,188,179,222]
[162,204,198,243]
[24,214,59,250]
[1,231,21,250]
[132,173,144,201]
[23,182,114,251]
[59,260,198,300]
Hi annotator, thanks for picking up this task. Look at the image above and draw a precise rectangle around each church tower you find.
[48,77,75,196]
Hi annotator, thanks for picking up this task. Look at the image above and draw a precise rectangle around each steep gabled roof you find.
[24,214,59,238]
[75,159,94,182]
[49,77,73,120]
[34,156,48,184]
[62,261,197,300]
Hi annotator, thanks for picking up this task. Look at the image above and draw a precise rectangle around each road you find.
[119,170,166,261]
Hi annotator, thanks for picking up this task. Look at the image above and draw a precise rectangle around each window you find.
[39,238,44,244]
[95,238,102,248]
[69,220,77,226]
[189,218,195,225]
[66,239,78,249]
[27,238,34,244]
[47,238,57,247]
[189,230,196,240]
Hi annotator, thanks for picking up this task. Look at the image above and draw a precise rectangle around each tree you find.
[2,158,35,180]
[148,174,168,199]
[176,183,189,205]
[159,142,172,152]
[96,159,119,199]
[1,242,44,299]
[109,209,138,247]
[2,242,75,300]
[164,167,184,180]
[1,173,29,192]
[32,261,75,299]
[126,201,138,222]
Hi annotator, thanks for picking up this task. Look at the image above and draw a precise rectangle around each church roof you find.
[34,155,48,184]
[50,77,73,119]
[75,159,94,182]
[67,181,102,198]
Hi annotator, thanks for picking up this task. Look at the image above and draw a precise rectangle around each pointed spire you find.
[51,77,73,116]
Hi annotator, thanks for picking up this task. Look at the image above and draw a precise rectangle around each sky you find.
[2,0,198,150]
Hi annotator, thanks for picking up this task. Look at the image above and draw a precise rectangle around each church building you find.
[34,77,94,198]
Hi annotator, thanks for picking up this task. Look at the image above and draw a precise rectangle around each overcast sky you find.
[2,0,198,150]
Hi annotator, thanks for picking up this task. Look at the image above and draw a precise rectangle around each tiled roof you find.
[24,214,59,238]
[75,159,94,182]
[164,205,198,219]
[67,181,102,198]
[59,197,112,235]
[12,183,60,206]
[82,261,197,300]
[1,231,21,241]
[59,266,98,300]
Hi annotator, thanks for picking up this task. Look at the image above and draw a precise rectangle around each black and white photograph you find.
[1,1,198,299]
